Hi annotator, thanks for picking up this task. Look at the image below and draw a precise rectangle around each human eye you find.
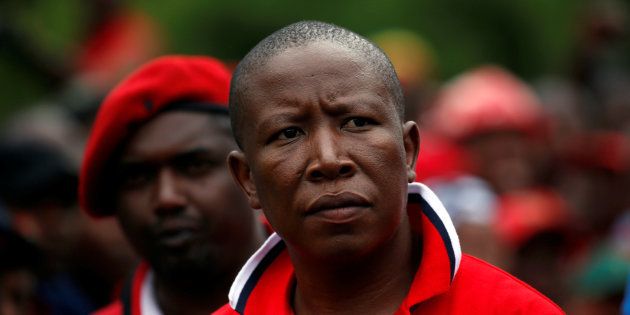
[343,117,375,129]
[117,163,156,189]
[271,127,304,142]
[173,154,220,177]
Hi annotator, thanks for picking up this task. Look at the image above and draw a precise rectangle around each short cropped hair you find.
[229,20,404,149]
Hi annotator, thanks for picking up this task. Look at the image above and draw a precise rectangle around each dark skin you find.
[229,41,420,315]
[116,111,265,315]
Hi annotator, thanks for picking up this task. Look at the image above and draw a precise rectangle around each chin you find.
[152,249,222,280]
[304,234,379,264]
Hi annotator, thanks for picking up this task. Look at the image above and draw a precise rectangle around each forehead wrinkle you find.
[315,70,393,117]
[317,93,384,117]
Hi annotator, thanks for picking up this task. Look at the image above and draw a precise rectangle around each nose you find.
[154,168,186,215]
[305,128,356,181]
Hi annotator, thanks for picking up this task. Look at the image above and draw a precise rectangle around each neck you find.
[154,272,231,315]
[291,219,420,315]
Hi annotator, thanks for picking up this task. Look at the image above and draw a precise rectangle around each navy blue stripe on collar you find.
[120,264,136,315]
[408,182,461,280]
[409,193,457,282]
[235,239,286,314]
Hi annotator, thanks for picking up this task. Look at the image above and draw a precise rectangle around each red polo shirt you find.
[214,183,564,314]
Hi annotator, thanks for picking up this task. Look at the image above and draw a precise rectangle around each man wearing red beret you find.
[80,55,266,315]
[215,21,564,314]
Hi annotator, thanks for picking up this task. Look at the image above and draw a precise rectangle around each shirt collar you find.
[228,182,461,314]
[141,267,164,315]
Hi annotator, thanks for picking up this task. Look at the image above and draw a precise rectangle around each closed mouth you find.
[306,191,371,215]
[155,220,199,248]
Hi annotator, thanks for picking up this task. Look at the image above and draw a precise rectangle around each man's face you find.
[230,41,419,262]
[115,111,258,279]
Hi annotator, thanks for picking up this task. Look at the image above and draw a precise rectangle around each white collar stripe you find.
[228,233,284,311]
[408,182,462,276]
[234,239,285,313]
[140,269,163,315]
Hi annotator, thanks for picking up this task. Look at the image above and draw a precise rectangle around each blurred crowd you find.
[1,1,629,315]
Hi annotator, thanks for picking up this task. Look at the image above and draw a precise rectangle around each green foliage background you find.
[0,0,604,120]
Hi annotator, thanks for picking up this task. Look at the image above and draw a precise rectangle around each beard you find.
[146,241,231,296]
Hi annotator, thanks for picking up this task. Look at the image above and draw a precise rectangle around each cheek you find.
[115,191,152,238]
[190,173,260,251]
[351,132,409,227]
[190,171,255,227]
[193,171,251,215]
[115,210,149,258]
[250,150,305,234]
[253,150,303,202]
[353,131,407,183]
[117,187,150,213]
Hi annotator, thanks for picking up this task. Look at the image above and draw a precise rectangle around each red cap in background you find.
[427,65,546,141]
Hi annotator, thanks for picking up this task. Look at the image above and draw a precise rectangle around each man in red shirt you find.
[80,56,266,315]
[216,21,564,314]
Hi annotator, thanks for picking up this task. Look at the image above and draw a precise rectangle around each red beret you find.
[79,55,231,217]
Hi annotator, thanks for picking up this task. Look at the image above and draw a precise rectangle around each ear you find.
[402,121,420,183]
[227,150,262,209]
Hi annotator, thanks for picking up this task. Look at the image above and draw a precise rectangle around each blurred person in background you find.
[427,65,551,194]
[559,132,630,241]
[80,55,266,315]
[426,65,573,305]
[572,0,630,132]
[537,10,630,306]
[565,209,630,315]
[1,102,139,313]
[0,225,45,315]
[0,139,133,315]
[559,132,630,314]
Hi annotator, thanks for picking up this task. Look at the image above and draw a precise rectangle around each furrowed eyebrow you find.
[119,148,214,165]
[169,148,220,164]
[325,101,387,120]
[173,148,213,158]
[257,113,307,132]
[255,95,386,133]
[118,158,150,167]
